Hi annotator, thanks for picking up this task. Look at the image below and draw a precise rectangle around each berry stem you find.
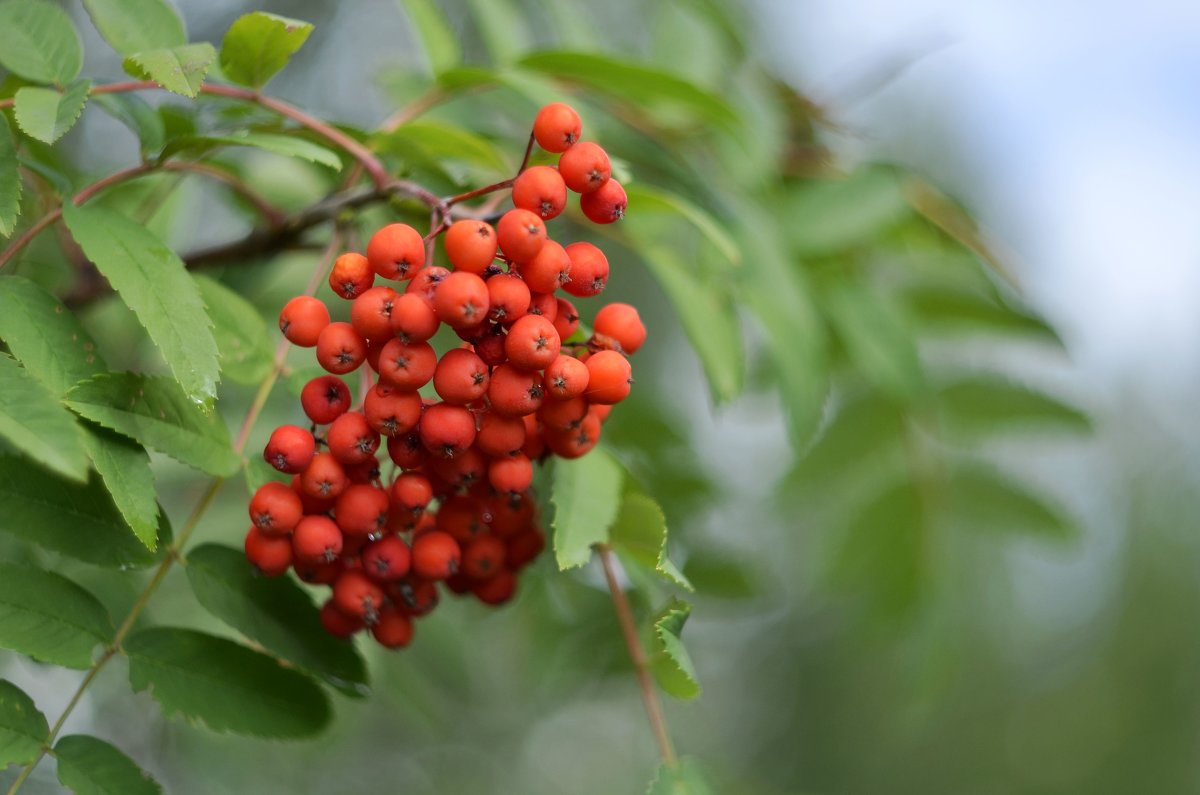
[2,233,342,795]
[518,131,536,174]
[445,178,516,208]
[596,543,679,768]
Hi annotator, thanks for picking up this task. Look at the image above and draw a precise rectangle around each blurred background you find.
[4,0,1199,793]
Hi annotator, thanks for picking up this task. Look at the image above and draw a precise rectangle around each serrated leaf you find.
[946,466,1074,540]
[219,12,313,89]
[647,758,714,795]
[124,627,332,738]
[375,121,508,177]
[0,110,21,236]
[649,599,700,700]
[825,280,924,399]
[0,0,83,85]
[786,166,911,257]
[0,680,48,768]
[62,203,220,406]
[610,490,692,591]
[0,456,164,567]
[161,132,343,172]
[13,81,90,144]
[0,353,89,481]
[66,373,239,477]
[904,284,1064,346]
[466,0,529,65]
[937,376,1090,441]
[398,0,461,75]
[82,0,186,56]
[0,275,107,394]
[82,425,159,551]
[193,275,274,385]
[92,94,166,156]
[185,544,367,697]
[625,184,740,266]
[518,51,738,128]
[123,43,216,99]
[54,735,163,795]
[0,563,113,668]
[551,446,624,569]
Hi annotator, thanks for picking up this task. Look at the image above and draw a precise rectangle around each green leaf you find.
[0,0,83,85]
[186,544,367,697]
[123,43,216,99]
[946,466,1074,539]
[788,389,905,489]
[398,0,461,75]
[786,166,911,257]
[825,280,924,399]
[161,132,343,172]
[92,94,166,156]
[904,284,1064,345]
[193,275,274,385]
[936,375,1090,441]
[638,241,743,403]
[82,426,159,551]
[0,456,164,567]
[0,353,89,481]
[375,121,509,176]
[680,551,757,600]
[62,203,220,407]
[0,680,48,768]
[66,373,239,477]
[219,12,313,89]
[0,108,22,237]
[834,481,924,618]
[649,599,700,700]
[0,275,107,395]
[54,735,163,795]
[13,80,90,144]
[124,627,332,738]
[82,0,186,56]
[466,0,529,65]
[647,758,715,795]
[551,446,624,569]
[518,51,738,128]
[625,184,740,266]
[610,489,692,591]
[0,563,112,669]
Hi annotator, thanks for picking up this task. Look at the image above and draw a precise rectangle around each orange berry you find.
[496,209,547,262]
[367,223,425,281]
[558,141,611,193]
[433,271,490,329]
[593,302,647,354]
[563,242,609,297]
[444,219,498,274]
[350,285,398,341]
[583,350,632,405]
[504,314,561,371]
[533,102,582,153]
[580,178,627,224]
[279,296,329,347]
[516,239,571,294]
[512,166,568,220]
[329,253,374,299]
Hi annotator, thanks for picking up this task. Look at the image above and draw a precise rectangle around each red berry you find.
[563,242,609,297]
[419,402,477,459]
[527,291,558,322]
[279,296,329,347]
[390,292,440,343]
[487,364,544,417]
[488,491,536,538]
[363,383,422,437]
[245,525,293,576]
[411,531,462,580]
[433,348,490,404]
[292,515,344,564]
[301,375,352,425]
[544,411,601,459]
[367,223,425,281]
[538,395,589,432]
[332,570,386,622]
[433,271,490,329]
[462,534,507,580]
[249,481,303,535]
[362,535,411,581]
[580,178,627,224]
[315,321,367,375]
[391,577,439,616]
[504,314,561,371]
[376,338,437,389]
[486,273,531,325]
[327,411,380,466]
[320,599,364,638]
[496,209,547,262]
[544,355,589,400]
[593,302,647,354]
[405,266,449,306]
[476,411,526,457]
[473,569,517,605]
[488,453,533,494]
[516,239,571,294]
[512,166,568,220]
[430,445,487,489]
[507,526,546,569]
[533,102,582,153]
[444,220,498,274]
[553,298,580,340]
[371,607,415,648]
[264,425,315,473]
[350,286,399,340]
[334,483,390,536]
[386,432,426,470]
[584,350,632,404]
[558,141,611,194]
[300,452,347,499]
[329,252,374,299]
[391,471,433,514]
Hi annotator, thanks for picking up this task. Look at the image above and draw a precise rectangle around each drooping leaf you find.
[124,627,332,738]
[518,51,738,129]
[185,544,367,697]
[0,0,83,85]
[0,354,89,482]
[551,446,624,569]
[824,280,924,399]
[54,735,163,795]
[0,563,112,669]
[13,80,90,144]
[397,0,461,75]
[82,0,186,56]
[375,122,509,176]
[786,165,911,257]
[65,373,239,477]
[0,108,22,237]
[647,758,715,795]
[0,456,165,567]
[788,389,906,491]
[161,132,343,172]
[82,425,159,550]
[0,680,47,768]
[219,12,313,89]
[680,551,757,600]
[193,275,274,385]
[610,489,692,591]
[0,275,107,395]
[945,465,1074,540]
[625,184,740,266]
[936,375,1090,441]
[466,0,529,65]
[92,94,166,156]
[904,284,1064,346]
[123,43,216,99]
[649,599,700,700]
[833,481,924,618]
[62,203,220,407]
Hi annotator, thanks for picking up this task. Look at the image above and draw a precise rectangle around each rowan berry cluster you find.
[244,103,644,649]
